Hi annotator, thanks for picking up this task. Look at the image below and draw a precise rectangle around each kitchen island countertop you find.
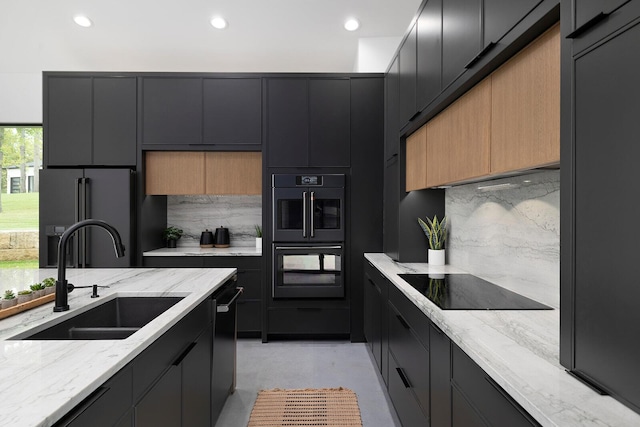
[365,253,640,427]
[0,267,235,427]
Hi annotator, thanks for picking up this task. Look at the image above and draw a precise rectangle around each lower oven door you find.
[273,245,344,298]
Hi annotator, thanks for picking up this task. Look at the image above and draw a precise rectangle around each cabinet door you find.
[572,0,630,34]
[491,24,560,174]
[141,77,202,145]
[573,21,640,412]
[203,78,261,146]
[442,0,481,88]
[417,0,443,110]
[426,78,491,187]
[364,272,382,370]
[266,78,308,167]
[135,366,182,427]
[182,325,213,427]
[399,24,418,127]
[484,0,541,46]
[452,386,485,427]
[385,57,400,160]
[145,151,205,195]
[383,157,399,259]
[430,323,452,427]
[93,77,137,166]
[405,124,428,192]
[205,151,262,195]
[46,76,92,166]
[388,352,429,427]
[309,78,350,167]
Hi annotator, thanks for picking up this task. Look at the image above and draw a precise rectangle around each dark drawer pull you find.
[567,12,609,39]
[172,342,197,366]
[396,367,412,388]
[396,314,411,330]
[217,287,244,313]
[464,41,496,69]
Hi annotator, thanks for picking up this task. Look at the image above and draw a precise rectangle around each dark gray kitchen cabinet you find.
[45,75,136,167]
[266,78,350,167]
[385,57,400,159]
[383,158,400,259]
[399,24,417,128]
[451,345,540,426]
[416,0,443,111]
[141,77,202,145]
[364,261,388,378]
[563,13,640,414]
[452,386,486,427]
[135,365,182,426]
[203,78,262,146]
[570,0,630,36]
[442,0,481,88]
[182,324,213,427]
[484,0,542,47]
[431,323,452,427]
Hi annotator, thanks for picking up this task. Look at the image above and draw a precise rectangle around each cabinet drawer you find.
[55,366,132,427]
[268,307,349,335]
[237,300,262,332]
[452,345,540,426]
[388,352,429,427]
[237,269,262,300]
[132,300,210,400]
[388,301,430,415]
[389,283,430,348]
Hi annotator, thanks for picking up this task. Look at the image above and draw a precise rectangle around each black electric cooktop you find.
[398,274,552,310]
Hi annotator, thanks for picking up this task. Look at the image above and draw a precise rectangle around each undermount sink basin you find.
[17,297,184,340]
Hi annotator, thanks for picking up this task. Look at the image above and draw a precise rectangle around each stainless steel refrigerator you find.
[39,168,135,268]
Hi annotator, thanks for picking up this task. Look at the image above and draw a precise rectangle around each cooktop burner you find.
[398,274,552,310]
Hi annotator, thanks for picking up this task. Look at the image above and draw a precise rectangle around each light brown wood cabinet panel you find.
[145,151,205,195]
[405,124,428,192]
[205,152,262,195]
[491,23,560,174]
[426,78,492,187]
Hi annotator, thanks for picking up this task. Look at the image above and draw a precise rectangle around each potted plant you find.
[2,290,17,309]
[17,289,33,304]
[30,282,45,299]
[255,225,262,249]
[418,215,448,266]
[42,277,56,295]
[163,226,183,248]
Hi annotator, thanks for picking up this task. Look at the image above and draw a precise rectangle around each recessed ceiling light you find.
[344,18,360,32]
[210,16,228,30]
[73,15,93,28]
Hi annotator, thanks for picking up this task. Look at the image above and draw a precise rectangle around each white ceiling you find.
[0,0,423,73]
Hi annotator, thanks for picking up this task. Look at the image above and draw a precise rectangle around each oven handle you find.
[275,246,342,250]
[302,191,308,238]
[310,191,315,238]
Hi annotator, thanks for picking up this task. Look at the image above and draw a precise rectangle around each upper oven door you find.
[272,187,345,242]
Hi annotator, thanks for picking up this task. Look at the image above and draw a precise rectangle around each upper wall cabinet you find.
[416,0,443,112]
[385,58,401,161]
[405,125,428,191]
[491,24,560,174]
[45,75,137,167]
[141,77,262,149]
[399,24,418,127]
[442,0,482,89]
[266,78,350,167]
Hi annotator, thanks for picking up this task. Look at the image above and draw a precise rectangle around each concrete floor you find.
[215,339,401,427]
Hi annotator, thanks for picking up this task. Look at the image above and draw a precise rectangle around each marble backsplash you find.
[167,195,262,247]
[445,170,560,307]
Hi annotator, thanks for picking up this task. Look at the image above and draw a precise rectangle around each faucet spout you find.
[54,219,126,312]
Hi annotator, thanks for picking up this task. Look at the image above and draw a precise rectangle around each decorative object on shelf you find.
[255,224,262,249]
[418,215,448,266]
[17,289,33,304]
[163,226,184,248]
[43,277,56,295]
[213,226,230,248]
[200,229,214,248]
[2,290,17,309]
[30,282,45,299]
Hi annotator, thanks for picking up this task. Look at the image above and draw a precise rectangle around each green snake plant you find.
[417,215,448,250]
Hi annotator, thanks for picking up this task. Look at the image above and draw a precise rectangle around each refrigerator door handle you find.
[302,191,308,238]
[310,191,315,238]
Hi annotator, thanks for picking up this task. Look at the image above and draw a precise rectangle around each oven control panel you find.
[297,175,322,186]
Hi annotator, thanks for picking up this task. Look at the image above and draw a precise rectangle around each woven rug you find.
[247,387,363,427]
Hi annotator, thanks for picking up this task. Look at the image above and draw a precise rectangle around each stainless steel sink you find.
[17,297,184,340]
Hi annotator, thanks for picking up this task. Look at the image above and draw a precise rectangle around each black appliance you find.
[398,274,552,310]
[39,168,135,268]
[272,245,344,298]
[272,174,345,243]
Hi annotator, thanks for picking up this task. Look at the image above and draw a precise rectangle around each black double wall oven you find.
[272,174,345,299]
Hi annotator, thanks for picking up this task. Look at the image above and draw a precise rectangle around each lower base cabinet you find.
[135,365,182,426]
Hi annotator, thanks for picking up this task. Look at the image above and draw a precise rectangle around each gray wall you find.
[445,170,560,307]
[167,195,261,247]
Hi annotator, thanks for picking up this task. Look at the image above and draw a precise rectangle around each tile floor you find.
[215,339,401,427]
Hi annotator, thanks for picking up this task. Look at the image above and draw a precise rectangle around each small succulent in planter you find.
[254,225,263,238]
[17,289,33,304]
[42,277,56,295]
[255,225,263,250]
[30,283,45,298]
[2,290,17,309]
[163,226,184,248]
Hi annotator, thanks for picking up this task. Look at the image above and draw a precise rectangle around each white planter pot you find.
[256,237,262,249]
[428,249,445,266]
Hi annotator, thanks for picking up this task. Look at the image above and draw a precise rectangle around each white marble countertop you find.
[143,244,261,257]
[365,253,640,427]
[0,267,236,427]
